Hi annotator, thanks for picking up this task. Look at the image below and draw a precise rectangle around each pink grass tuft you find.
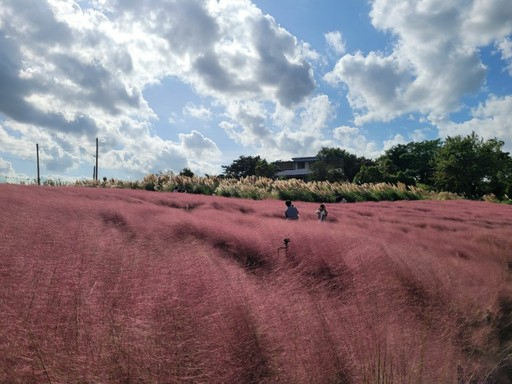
[1,185,511,383]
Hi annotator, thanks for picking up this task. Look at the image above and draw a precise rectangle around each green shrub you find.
[277,189,315,202]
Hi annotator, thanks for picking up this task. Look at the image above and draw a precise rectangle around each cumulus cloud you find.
[222,101,276,148]
[0,31,100,137]
[497,37,512,75]
[333,126,380,158]
[409,128,428,142]
[0,157,15,177]
[220,94,335,160]
[325,51,413,124]
[0,116,218,177]
[43,145,79,172]
[250,14,316,106]
[325,0,512,125]
[461,0,512,46]
[383,133,406,150]
[179,130,220,158]
[438,94,512,151]
[99,134,188,177]
[0,0,319,176]
[92,0,315,107]
[273,98,333,157]
[182,104,212,120]
[325,31,346,56]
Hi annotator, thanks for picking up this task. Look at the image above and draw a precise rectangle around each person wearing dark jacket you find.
[284,200,299,220]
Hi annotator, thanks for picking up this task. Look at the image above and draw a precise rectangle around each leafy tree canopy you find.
[310,147,371,182]
[434,133,511,199]
[353,165,386,184]
[378,139,442,185]
[179,168,195,177]
[222,155,275,178]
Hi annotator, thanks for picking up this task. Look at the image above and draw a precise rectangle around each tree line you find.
[220,133,512,200]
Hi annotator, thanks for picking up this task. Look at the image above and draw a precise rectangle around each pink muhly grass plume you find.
[0,184,511,383]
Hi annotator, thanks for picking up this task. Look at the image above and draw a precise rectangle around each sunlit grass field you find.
[1,184,511,383]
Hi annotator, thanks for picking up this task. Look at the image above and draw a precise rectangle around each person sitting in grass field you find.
[284,200,299,220]
[316,204,328,222]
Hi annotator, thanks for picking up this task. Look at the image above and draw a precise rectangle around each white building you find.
[275,156,317,178]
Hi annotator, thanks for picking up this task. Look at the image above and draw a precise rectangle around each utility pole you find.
[95,137,99,181]
[93,165,96,180]
[36,143,40,186]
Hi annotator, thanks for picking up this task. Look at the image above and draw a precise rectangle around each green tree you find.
[353,164,386,184]
[179,168,194,177]
[222,155,275,178]
[310,147,368,182]
[255,160,277,178]
[378,139,442,185]
[434,133,511,199]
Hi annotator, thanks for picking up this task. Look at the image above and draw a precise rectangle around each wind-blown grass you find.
[1,184,511,383]
[74,173,460,202]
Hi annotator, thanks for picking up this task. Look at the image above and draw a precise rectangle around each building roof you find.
[276,169,311,176]
[291,156,317,162]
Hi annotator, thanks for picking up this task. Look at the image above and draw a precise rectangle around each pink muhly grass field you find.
[1,184,511,383]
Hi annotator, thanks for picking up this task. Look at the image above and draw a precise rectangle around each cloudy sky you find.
[0,0,511,181]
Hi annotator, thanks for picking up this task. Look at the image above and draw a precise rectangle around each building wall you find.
[274,157,316,178]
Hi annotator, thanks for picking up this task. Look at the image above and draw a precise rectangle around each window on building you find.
[297,161,305,169]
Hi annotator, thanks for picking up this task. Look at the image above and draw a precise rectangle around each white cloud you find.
[461,0,512,46]
[409,128,428,142]
[220,94,335,160]
[99,134,188,177]
[90,0,316,107]
[325,51,412,124]
[497,37,512,75]
[91,125,222,176]
[182,104,212,120]
[0,157,15,177]
[44,146,78,172]
[297,94,334,135]
[178,130,221,174]
[0,0,319,176]
[0,116,220,176]
[272,95,334,158]
[221,100,276,147]
[383,133,406,150]
[333,126,380,158]
[325,31,346,55]
[438,94,512,151]
[179,130,220,157]
[325,0,512,125]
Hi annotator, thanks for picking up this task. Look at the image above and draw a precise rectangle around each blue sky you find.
[0,0,511,181]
